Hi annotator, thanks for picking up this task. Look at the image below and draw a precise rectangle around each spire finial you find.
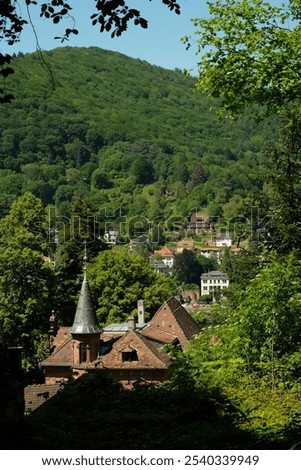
[83,240,88,279]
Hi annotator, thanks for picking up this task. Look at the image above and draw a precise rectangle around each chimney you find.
[128,316,136,330]
[45,311,57,356]
[137,299,145,325]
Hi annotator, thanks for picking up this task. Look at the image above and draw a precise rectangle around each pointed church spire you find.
[70,245,102,335]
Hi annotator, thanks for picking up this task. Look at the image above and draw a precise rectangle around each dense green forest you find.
[0,46,276,223]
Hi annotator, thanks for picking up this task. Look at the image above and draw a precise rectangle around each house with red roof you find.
[153,246,174,268]
[187,212,212,235]
[176,239,194,253]
[25,274,201,410]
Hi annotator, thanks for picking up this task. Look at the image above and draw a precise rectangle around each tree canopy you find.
[88,249,178,325]
[186,0,301,119]
[0,193,55,368]
[173,248,217,286]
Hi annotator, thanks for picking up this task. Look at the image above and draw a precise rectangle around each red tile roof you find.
[153,246,174,257]
[38,296,200,399]
[99,330,172,369]
[190,212,209,222]
[41,336,73,366]
[149,297,201,348]
[138,333,173,368]
[142,325,178,344]
[24,383,62,413]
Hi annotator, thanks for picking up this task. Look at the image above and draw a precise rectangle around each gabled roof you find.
[70,274,102,335]
[148,297,201,348]
[99,329,172,369]
[138,334,173,368]
[153,246,174,258]
[41,336,73,366]
[190,212,209,222]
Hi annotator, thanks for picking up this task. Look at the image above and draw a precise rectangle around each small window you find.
[122,350,138,362]
[80,343,87,363]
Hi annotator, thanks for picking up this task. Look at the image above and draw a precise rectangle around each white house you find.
[104,230,118,245]
[153,246,174,268]
[200,271,230,298]
[198,247,222,264]
[215,235,232,247]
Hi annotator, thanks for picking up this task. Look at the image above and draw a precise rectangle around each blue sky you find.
[3,1,208,74]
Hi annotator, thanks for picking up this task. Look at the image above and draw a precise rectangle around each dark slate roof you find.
[201,270,229,280]
[103,322,145,334]
[70,274,103,335]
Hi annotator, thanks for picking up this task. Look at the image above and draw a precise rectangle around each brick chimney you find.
[45,311,57,356]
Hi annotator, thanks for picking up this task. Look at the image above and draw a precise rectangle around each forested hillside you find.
[0,46,275,220]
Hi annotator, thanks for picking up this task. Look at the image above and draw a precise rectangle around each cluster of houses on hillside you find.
[150,240,237,276]
[48,211,238,273]
[101,212,235,306]
[105,211,240,276]
[106,212,236,249]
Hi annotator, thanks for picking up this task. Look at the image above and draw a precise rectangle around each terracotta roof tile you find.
[41,336,73,366]
[142,325,178,344]
[166,297,201,338]
[24,383,62,413]
[190,212,209,222]
[99,330,172,369]
[153,246,174,257]
[149,297,201,348]
[138,333,173,367]
[176,239,194,248]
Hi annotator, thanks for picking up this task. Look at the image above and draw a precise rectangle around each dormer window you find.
[122,350,138,362]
